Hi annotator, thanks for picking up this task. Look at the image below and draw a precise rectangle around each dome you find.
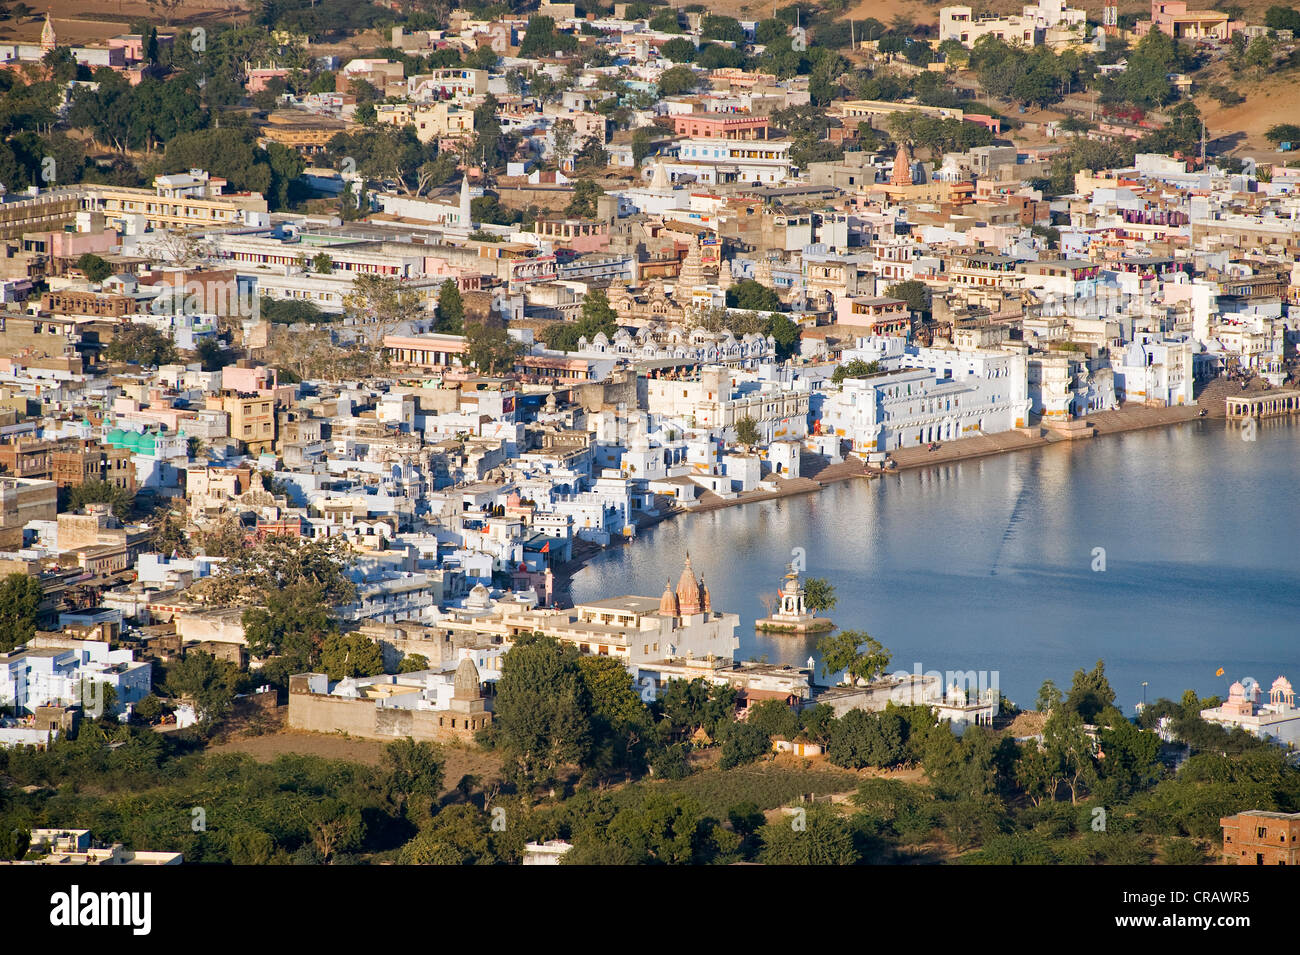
[466,582,491,611]
[1228,681,1245,699]
[137,433,157,453]
[453,657,481,700]
[658,580,679,617]
[106,428,126,446]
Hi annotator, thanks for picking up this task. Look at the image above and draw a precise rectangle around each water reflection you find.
[572,420,1300,710]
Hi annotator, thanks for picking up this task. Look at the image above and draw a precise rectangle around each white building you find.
[1111,333,1193,407]
[1201,678,1300,748]
[662,138,794,186]
[643,365,810,444]
[820,349,1030,453]
[0,639,152,716]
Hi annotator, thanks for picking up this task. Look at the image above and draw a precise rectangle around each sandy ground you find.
[207,726,505,794]
[0,2,247,45]
[1197,71,1300,159]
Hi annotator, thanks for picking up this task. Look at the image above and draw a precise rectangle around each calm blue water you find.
[572,418,1300,712]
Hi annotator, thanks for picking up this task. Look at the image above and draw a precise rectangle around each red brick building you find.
[1221,810,1300,865]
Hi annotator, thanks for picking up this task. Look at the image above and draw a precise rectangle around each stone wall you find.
[287,689,486,744]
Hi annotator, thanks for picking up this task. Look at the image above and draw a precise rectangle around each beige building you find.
[83,173,269,233]
[207,392,276,453]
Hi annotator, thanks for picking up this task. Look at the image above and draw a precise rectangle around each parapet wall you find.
[287,690,486,743]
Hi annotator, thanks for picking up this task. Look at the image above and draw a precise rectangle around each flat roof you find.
[576,595,663,614]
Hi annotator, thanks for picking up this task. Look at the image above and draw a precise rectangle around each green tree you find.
[0,573,43,653]
[494,633,594,783]
[727,278,781,312]
[746,699,800,740]
[649,8,683,32]
[802,577,836,614]
[518,16,577,57]
[76,252,113,283]
[398,653,429,673]
[311,251,333,274]
[164,651,245,729]
[718,720,773,768]
[434,279,464,334]
[764,313,800,361]
[105,324,179,366]
[565,178,604,218]
[241,584,337,671]
[194,336,226,372]
[661,37,697,63]
[471,94,505,171]
[1065,659,1116,723]
[828,708,908,768]
[884,279,930,316]
[1244,35,1273,75]
[573,133,608,174]
[818,630,892,685]
[758,805,859,864]
[576,654,648,728]
[464,321,522,375]
[1036,678,1062,714]
[1266,5,1300,33]
[831,358,881,384]
[734,415,760,448]
[657,65,699,96]
[701,15,745,42]
[65,479,134,523]
[1043,706,1098,803]
[0,825,31,862]
[380,737,445,821]
[321,632,385,681]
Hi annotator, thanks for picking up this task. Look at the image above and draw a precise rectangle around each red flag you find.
[541,541,550,553]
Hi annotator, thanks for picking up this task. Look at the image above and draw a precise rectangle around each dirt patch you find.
[0,2,248,45]
[1197,71,1300,158]
[206,728,505,795]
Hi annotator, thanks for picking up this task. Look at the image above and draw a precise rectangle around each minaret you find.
[40,12,56,54]
[890,143,914,187]
[678,239,707,292]
[650,158,670,191]
[676,554,702,616]
[459,174,472,228]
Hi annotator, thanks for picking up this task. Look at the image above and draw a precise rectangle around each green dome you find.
[137,433,156,453]
[106,428,126,446]
[122,431,141,449]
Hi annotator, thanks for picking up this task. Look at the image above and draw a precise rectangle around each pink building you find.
[1136,0,1241,39]
[671,113,770,140]
[248,68,291,94]
[222,365,278,394]
[532,217,612,254]
[107,33,175,64]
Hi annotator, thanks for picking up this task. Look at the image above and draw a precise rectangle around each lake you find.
[571,417,1300,711]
